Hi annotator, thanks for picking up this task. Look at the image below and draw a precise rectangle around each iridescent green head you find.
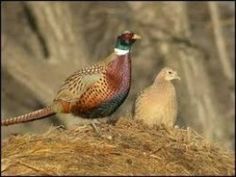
[115,31,141,51]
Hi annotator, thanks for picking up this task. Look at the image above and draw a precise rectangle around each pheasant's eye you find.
[122,33,133,40]
[168,71,172,74]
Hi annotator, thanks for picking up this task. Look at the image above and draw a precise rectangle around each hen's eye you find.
[168,71,172,74]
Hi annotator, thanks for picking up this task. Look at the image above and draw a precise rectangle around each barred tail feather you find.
[1,106,55,126]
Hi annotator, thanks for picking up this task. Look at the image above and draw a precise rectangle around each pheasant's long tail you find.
[1,106,56,126]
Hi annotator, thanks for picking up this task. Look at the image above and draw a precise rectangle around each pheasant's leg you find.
[106,115,119,126]
[90,119,102,136]
[91,122,99,135]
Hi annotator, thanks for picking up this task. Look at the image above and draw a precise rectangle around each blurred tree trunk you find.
[3,2,89,103]
[208,2,234,81]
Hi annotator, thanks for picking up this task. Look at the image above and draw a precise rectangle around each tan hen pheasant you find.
[133,67,180,127]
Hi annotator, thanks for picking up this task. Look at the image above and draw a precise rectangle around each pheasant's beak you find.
[132,34,142,40]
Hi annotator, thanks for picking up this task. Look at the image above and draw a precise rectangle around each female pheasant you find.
[133,67,180,127]
[2,31,141,126]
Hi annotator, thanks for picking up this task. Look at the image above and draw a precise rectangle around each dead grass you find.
[1,118,235,176]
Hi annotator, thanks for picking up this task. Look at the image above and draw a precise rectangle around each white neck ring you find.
[114,48,129,55]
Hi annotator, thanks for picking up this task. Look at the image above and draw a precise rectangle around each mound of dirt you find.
[1,118,235,176]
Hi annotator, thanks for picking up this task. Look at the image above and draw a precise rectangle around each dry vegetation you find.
[1,118,235,176]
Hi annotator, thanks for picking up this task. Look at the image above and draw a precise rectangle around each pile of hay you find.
[1,118,235,176]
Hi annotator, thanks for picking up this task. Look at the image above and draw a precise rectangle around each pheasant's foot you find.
[73,125,89,133]
[90,122,101,136]
[106,116,119,126]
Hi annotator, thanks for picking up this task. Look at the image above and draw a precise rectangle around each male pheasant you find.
[2,31,141,126]
[133,67,180,127]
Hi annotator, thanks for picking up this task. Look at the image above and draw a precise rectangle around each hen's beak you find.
[175,75,181,80]
[132,34,142,40]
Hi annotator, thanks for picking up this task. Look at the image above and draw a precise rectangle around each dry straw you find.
[1,118,235,176]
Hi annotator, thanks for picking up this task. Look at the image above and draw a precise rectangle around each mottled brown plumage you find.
[2,31,141,126]
[52,52,133,118]
[133,67,180,127]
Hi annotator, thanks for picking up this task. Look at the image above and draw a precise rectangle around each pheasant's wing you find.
[134,86,164,119]
[54,71,103,102]
[133,88,150,118]
[132,89,145,118]
[54,52,117,103]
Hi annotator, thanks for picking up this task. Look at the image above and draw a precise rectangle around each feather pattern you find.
[53,53,131,118]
